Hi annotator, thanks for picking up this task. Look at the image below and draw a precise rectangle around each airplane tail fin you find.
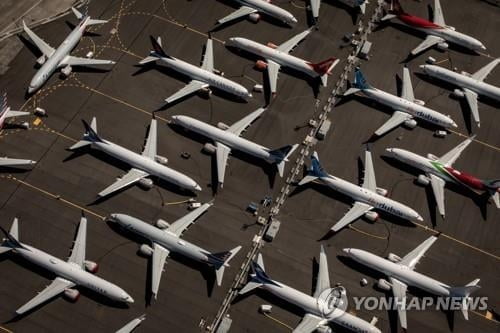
[352,67,371,90]
[140,36,172,65]
[0,218,23,254]
[270,144,299,178]
[209,246,242,286]
[69,117,103,150]
[308,57,339,86]
[449,279,481,321]
[297,151,327,186]
[71,7,108,25]
[239,253,279,295]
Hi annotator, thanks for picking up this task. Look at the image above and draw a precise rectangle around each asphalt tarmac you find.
[0,0,498,332]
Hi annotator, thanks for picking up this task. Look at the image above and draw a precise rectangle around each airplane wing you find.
[166,202,212,237]
[67,215,87,269]
[5,110,30,118]
[471,58,500,82]
[293,313,325,333]
[201,38,214,72]
[313,245,330,298]
[310,0,321,19]
[410,35,444,55]
[151,243,170,298]
[438,136,474,166]
[389,277,408,330]
[60,56,115,67]
[116,314,146,333]
[432,0,446,26]
[463,88,480,126]
[227,107,266,136]
[216,142,231,186]
[374,111,413,136]
[165,80,209,104]
[0,157,36,167]
[277,29,312,54]
[362,149,377,191]
[22,21,55,57]
[429,174,446,217]
[398,235,438,269]
[142,118,157,159]
[267,60,281,95]
[331,201,373,232]
[15,277,75,315]
[216,6,258,25]
[401,67,415,102]
[98,168,149,198]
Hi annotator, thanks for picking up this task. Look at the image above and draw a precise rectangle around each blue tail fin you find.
[310,151,328,178]
[82,118,103,143]
[239,254,279,295]
[353,67,371,90]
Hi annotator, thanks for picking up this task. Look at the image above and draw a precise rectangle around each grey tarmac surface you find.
[0,0,498,332]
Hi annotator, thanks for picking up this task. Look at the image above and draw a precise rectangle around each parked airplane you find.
[0,215,133,315]
[344,67,457,137]
[381,0,486,56]
[139,36,251,105]
[0,157,36,168]
[216,0,297,26]
[239,247,381,333]
[0,93,29,129]
[69,116,201,198]
[226,29,338,95]
[171,108,298,187]
[386,136,499,217]
[344,236,481,329]
[108,203,241,297]
[309,0,368,23]
[297,150,423,233]
[420,59,500,127]
[23,7,115,94]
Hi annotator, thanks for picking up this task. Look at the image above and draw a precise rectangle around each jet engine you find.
[217,122,230,130]
[417,174,430,186]
[316,326,332,333]
[64,289,80,302]
[201,87,212,98]
[248,13,261,23]
[84,260,99,273]
[426,153,438,161]
[364,211,379,222]
[413,99,425,106]
[387,253,402,263]
[376,187,388,197]
[203,143,217,154]
[377,278,392,291]
[138,244,154,257]
[61,65,72,77]
[36,55,46,66]
[156,219,170,229]
[266,42,278,49]
[155,155,168,165]
[452,89,465,98]
[138,178,154,189]
[404,119,418,129]
[255,60,268,71]
[437,42,449,51]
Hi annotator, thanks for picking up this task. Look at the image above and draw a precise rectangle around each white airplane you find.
[171,108,298,187]
[381,0,486,56]
[344,236,481,329]
[216,0,297,26]
[309,0,368,23]
[23,7,115,94]
[139,36,252,105]
[239,247,381,333]
[297,150,423,233]
[69,116,201,198]
[108,203,241,297]
[226,29,339,95]
[0,216,133,315]
[420,59,500,127]
[386,136,500,217]
[344,67,457,137]
[116,314,146,333]
[0,157,36,168]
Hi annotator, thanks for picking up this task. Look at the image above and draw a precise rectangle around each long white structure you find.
[216,0,297,26]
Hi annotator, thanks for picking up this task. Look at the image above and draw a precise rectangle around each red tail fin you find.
[388,0,405,14]
[308,57,338,75]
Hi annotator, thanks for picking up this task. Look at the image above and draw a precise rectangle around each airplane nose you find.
[124,295,134,303]
[290,17,298,24]
[385,148,394,155]
[342,248,351,255]
[416,214,424,222]
[194,184,202,191]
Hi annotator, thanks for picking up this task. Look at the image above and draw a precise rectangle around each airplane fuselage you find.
[238,0,297,24]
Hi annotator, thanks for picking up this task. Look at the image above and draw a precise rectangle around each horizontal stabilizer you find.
[272,144,298,177]
[344,87,361,96]
[213,246,241,286]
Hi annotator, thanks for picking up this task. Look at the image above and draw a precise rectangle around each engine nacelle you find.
[413,99,425,106]
[138,178,154,189]
[36,55,46,66]
[437,42,449,51]
[201,87,212,98]
[417,174,430,186]
[404,119,418,129]
[266,42,278,49]
[387,253,402,263]
[217,122,229,130]
[156,219,170,229]
[460,71,471,77]
[84,260,99,273]
[427,153,438,161]
[316,326,332,333]
[255,60,268,71]
[446,25,456,31]
[248,13,261,23]
[376,187,388,197]
[203,143,217,154]
[139,244,154,257]
[377,278,392,291]
[452,88,465,98]
[364,211,379,222]
[64,288,80,302]
[155,155,168,165]
[61,65,72,77]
